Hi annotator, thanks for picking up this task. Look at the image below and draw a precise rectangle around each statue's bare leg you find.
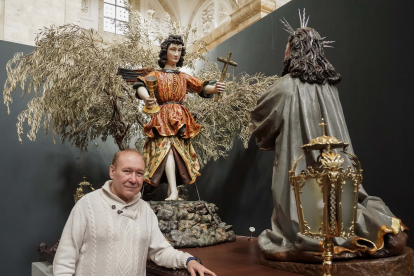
[165,150,182,201]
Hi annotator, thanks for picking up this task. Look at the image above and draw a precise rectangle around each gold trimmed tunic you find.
[139,71,203,139]
[138,70,208,186]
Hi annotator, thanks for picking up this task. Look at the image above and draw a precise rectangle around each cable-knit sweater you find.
[53,180,192,276]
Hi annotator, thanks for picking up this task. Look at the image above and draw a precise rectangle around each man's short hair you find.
[112,148,145,167]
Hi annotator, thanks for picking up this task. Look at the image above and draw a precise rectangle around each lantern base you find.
[260,247,414,276]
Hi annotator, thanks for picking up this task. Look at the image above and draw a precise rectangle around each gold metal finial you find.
[74,176,95,204]
[301,118,348,150]
[319,118,328,136]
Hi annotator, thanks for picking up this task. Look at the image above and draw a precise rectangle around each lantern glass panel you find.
[341,177,355,233]
[301,178,324,233]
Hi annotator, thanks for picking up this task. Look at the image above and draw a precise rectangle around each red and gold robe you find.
[138,70,208,186]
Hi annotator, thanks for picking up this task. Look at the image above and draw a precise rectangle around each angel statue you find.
[133,34,225,201]
[3,8,278,203]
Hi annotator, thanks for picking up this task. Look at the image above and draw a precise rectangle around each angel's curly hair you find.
[282,28,341,85]
[158,34,186,68]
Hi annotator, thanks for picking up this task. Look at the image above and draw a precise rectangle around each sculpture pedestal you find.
[32,262,53,276]
[148,200,236,248]
[260,247,414,276]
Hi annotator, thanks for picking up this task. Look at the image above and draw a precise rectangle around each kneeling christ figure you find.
[250,12,408,261]
[53,148,216,276]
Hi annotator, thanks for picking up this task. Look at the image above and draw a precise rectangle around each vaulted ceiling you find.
[138,0,238,26]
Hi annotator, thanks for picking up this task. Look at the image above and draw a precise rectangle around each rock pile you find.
[148,200,236,248]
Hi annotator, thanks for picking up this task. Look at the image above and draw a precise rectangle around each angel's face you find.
[167,43,182,66]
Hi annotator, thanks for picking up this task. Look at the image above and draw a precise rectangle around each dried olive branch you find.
[3,6,279,165]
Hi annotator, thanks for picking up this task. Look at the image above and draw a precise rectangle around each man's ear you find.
[109,165,115,179]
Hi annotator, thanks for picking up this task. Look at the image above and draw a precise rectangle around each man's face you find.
[109,152,145,203]
[167,43,182,66]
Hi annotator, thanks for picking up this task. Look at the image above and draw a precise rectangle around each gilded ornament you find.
[301,119,348,151]
[289,118,363,276]
[73,176,95,204]
[142,76,160,115]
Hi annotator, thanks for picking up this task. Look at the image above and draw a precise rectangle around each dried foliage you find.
[3,24,143,152]
[183,62,279,166]
[3,8,206,154]
[3,7,279,166]
[113,9,208,71]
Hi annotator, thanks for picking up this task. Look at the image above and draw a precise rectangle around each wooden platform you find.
[146,236,303,276]
[261,247,414,276]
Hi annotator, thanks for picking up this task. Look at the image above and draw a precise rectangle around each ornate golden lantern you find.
[289,119,363,276]
[74,176,95,204]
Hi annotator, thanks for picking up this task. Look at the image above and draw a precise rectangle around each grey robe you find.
[250,74,406,261]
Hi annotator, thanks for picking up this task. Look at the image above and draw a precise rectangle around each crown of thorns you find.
[280,9,334,48]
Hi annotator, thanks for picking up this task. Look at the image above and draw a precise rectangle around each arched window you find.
[104,0,129,34]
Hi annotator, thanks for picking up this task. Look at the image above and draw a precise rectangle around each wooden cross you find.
[319,118,328,136]
[215,52,237,102]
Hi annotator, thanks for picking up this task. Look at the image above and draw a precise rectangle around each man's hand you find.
[187,260,217,276]
[144,97,157,108]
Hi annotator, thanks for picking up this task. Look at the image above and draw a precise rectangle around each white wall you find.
[275,0,290,8]
[0,0,81,46]
[0,0,290,48]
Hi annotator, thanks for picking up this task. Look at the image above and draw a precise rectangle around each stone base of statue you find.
[260,247,414,276]
[148,200,236,248]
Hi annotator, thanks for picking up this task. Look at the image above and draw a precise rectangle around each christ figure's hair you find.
[282,28,341,85]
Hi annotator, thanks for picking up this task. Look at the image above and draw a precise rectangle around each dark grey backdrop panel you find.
[189,0,414,249]
[1,0,414,275]
[0,41,119,276]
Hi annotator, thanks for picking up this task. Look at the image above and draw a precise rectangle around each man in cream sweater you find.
[53,148,216,276]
